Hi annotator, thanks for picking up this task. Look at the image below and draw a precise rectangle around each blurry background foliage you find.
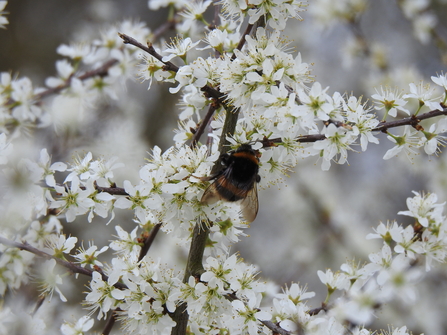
[3,0,447,333]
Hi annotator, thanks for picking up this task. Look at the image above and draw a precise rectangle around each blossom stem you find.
[323,289,333,305]
[381,106,390,122]
[385,131,400,142]
[413,100,424,116]
[167,4,175,22]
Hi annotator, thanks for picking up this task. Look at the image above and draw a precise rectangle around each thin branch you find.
[138,223,162,262]
[34,59,119,101]
[55,183,128,196]
[231,23,254,60]
[189,103,217,148]
[0,236,127,290]
[119,33,232,114]
[171,221,209,335]
[308,306,327,316]
[260,107,447,148]
[102,309,119,335]
[260,320,292,335]
[372,108,447,132]
[96,185,128,196]
[118,33,180,72]
[200,84,227,106]
[33,22,174,102]
[260,134,325,147]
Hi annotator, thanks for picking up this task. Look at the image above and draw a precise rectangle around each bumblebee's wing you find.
[200,178,224,205]
[198,173,219,182]
[240,183,259,222]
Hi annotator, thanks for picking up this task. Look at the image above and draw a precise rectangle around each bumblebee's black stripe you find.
[214,175,250,201]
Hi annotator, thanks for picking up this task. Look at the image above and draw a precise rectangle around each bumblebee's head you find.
[235,143,254,152]
[220,143,261,168]
[234,144,261,159]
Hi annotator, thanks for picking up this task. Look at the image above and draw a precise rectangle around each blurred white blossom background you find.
[2,0,447,335]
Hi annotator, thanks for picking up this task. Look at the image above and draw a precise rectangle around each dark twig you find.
[372,108,447,132]
[119,33,233,114]
[0,236,127,290]
[260,320,292,335]
[118,33,180,73]
[200,85,227,106]
[55,183,128,196]
[102,309,119,335]
[308,305,327,316]
[260,107,447,148]
[260,134,326,147]
[34,59,119,101]
[95,185,129,196]
[231,23,254,60]
[138,223,162,262]
[189,104,217,148]
[119,33,236,112]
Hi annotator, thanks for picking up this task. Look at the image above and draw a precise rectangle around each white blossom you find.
[0,1,8,29]
[61,316,94,335]
[2,2,447,335]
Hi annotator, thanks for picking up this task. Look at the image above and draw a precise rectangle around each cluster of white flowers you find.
[0,19,150,139]
[373,80,447,158]
[1,0,447,334]
[113,144,251,245]
[219,0,307,30]
[0,149,123,297]
[312,192,447,328]
[28,190,442,335]
[141,28,447,172]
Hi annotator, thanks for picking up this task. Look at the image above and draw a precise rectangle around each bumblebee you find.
[201,144,261,222]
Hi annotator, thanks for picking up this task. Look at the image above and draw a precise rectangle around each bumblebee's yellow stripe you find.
[232,151,259,165]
